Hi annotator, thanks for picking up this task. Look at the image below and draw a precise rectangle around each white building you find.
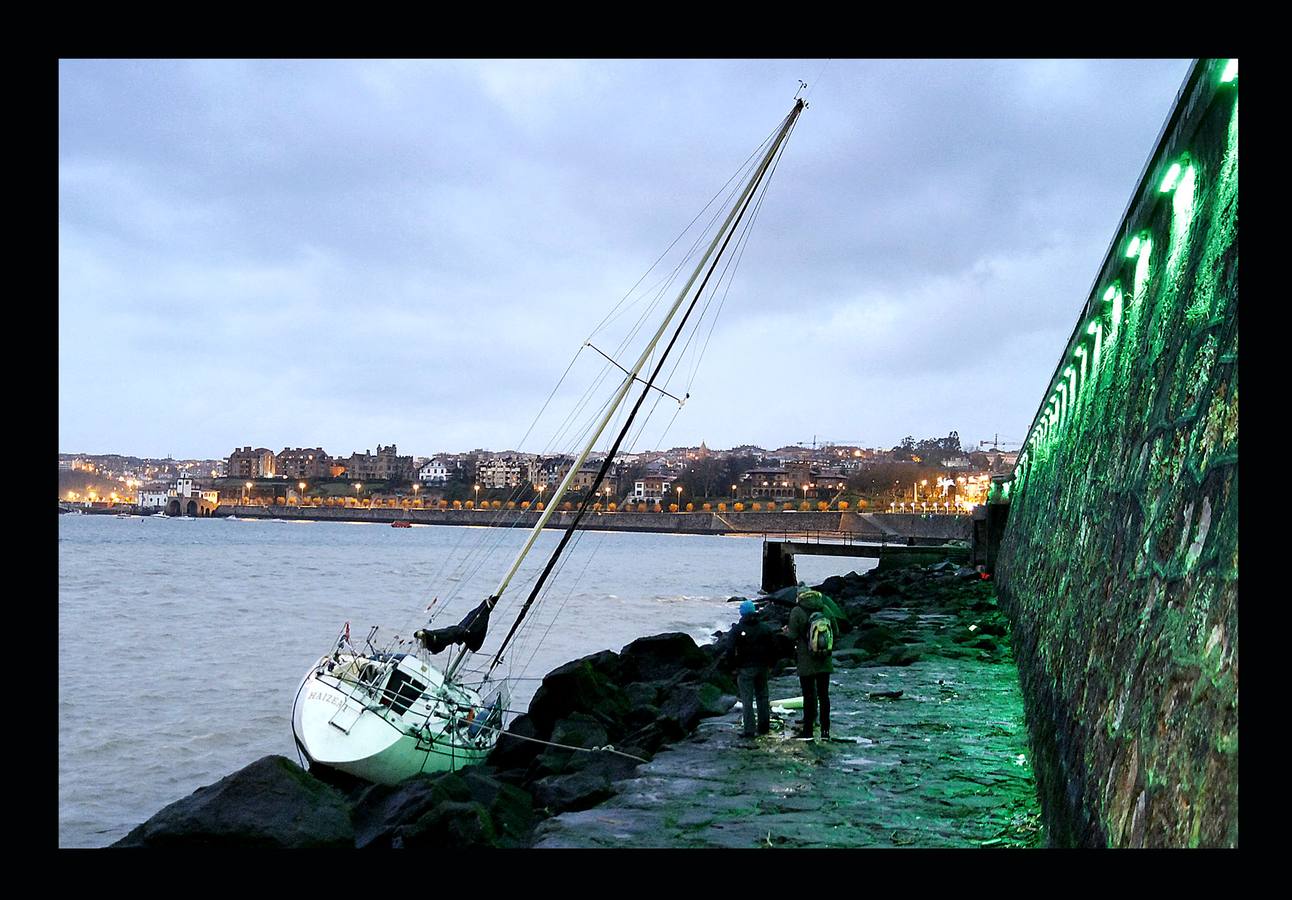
[633,475,673,503]
[136,491,170,509]
[167,476,218,504]
[418,459,450,485]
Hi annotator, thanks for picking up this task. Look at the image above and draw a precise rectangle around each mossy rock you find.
[113,755,353,848]
[395,799,496,848]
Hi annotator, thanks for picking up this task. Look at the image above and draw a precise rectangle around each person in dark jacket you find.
[730,599,775,738]
[785,589,835,741]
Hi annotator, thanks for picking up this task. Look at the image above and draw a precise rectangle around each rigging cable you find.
[619,113,799,460]
[480,101,805,679]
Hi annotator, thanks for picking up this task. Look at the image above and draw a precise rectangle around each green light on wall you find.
[1160,153,1190,194]
[1075,345,1088,396]
[1167,163,1197,275]
[1160,162,1183,193]
[1126,231,1150,260]
[1086,321,1102,374]
[1133,237,1153,301]
[1104,284,1124,330]
[1173,165,1197,231]
[1220,58,1238,84]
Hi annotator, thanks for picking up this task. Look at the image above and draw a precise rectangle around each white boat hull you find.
[292,652,501,785]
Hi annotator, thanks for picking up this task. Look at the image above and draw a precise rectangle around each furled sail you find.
[414,597,493,654]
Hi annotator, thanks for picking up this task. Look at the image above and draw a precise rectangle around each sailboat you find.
[291,96,806,786]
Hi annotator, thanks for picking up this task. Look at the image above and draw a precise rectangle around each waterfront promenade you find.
[534,602,1040,848]
[535,658,1039,848]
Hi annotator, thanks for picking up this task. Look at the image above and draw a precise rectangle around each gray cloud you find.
[59,58,1192,458]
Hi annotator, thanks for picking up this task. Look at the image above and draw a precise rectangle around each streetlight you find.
[676,485,683,509]
[412,483,419,507]
[731,484,737,501]
[355,482,362,507]
[298,482,306,506]
[245,481,252,504]
[474,484,480,508]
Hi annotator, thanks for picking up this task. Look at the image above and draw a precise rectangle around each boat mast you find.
[445,99,804,680]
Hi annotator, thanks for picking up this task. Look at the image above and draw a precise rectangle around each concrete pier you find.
[761,538,971,592]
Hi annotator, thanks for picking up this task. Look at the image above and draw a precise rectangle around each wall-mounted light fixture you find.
[1159,153,1191,193]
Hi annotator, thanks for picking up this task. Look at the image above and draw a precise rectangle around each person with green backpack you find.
[785,588,837,741]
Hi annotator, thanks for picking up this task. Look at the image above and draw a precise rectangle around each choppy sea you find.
[57,514,871,847]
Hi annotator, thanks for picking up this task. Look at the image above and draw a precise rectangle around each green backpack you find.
[808,611,833,656]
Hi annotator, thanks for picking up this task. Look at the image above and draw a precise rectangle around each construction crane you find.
[978,435,1022,451]
[796,437,869,450]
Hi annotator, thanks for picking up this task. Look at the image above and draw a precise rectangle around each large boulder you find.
[394,800,494,848]
[353,768,534,848]
[624,680,662,709]
[112,755,353,848]
[455,769,535,846]
[527,651,632,737]
[487,712,542,774]
[551,712,610,750]
[531,770,616,814]
[818,574,850,598]
[528,713,612,781]
[617,633,709,683]
[765,585,801,606]
[351,773,465,849]
[531,741,648,813]
[656,681,727,739]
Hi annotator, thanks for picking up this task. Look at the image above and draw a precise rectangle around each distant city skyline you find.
[60,59,1191,460]
[57,429,1008,463]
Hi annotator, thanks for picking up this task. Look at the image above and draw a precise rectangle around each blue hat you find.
[740,600,756,616]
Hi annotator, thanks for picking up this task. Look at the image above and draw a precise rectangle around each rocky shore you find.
[113,558,1034,848]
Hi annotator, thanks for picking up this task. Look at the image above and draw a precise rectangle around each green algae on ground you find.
[532,572,1044,848]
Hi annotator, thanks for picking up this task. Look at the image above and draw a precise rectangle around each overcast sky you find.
[59,58,1192,460]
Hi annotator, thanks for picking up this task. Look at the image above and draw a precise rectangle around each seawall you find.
[213,505,971,541]
[995,59,1238,847]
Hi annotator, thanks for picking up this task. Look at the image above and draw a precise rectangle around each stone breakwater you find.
[113,560,1038,848]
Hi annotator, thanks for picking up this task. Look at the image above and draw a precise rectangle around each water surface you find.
[58,514,869,846]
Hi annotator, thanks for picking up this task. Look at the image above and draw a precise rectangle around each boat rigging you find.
[291,96,806,786]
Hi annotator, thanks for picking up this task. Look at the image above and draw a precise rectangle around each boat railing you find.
[324,653,484,729]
